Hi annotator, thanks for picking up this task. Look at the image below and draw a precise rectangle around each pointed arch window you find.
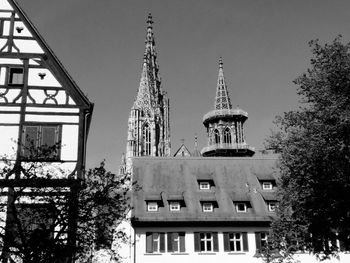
[214,129,220,144]
[142,123,151,156]
[223,128,231,144]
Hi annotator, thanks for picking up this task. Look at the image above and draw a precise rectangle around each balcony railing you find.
[203,109,248,122]
[201,143,255,155]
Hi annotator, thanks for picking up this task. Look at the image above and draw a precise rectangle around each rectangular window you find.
[146,232,165,253]
[8,67,24,85]
[262,182,273,190]
[21,124,61,160]
[268,202,276,212]
[200,232,213,252]
[202,202,213,212]
[169,202,180,211]
[194,232,218,252]
[223,232,248,252]
[147,202,158,212]
[199,181,210,190]
[255,232,269,254]
[235,203,247,213]
[167,232,185,253]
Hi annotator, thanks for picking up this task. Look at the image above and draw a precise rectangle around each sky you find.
[16,0,350,171]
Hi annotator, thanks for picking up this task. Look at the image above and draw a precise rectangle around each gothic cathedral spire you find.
[201,58,254,157]
[126,14,171,163]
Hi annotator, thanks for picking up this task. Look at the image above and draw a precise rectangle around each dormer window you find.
[268,202,276,212]
[147,202,158,212]
[262,182,273,190]
[199,181,210,190]
[8,67,24,85]
[235,203,247,213]
[169,202,180,211]
[202,202,213,212]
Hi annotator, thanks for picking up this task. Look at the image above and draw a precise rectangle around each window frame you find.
[169,201,180,211]
[21,123,62,161]
[235,202,247,213]
[213,129,220,144]
[167,232,186,253]
[200,232,213,252]
[146,232,165,253]
[268,202,276,212]
[224,232,249,252]
[223,127,232,144]
[202,202,213,212]
[199,181,210,190]
[142,123,151,156]
[147,201,158,212]
[229,232,243,252]
[8,67,24,86]
[262,181,273,190]
[194,232,219,253]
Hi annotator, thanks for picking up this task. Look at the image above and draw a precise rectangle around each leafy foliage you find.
[0,143,130,263]
[265,36,350,261]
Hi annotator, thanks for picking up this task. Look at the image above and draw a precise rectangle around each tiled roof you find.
[131,156,279,226]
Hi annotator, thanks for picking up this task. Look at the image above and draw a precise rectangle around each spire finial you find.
[147,13,153,29]
[181,138,185,145]
[219,57,223,69]
[194,134,198,148]
[214,57,232,110]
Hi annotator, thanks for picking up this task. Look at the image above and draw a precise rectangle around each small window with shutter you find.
[223,232,248,252]
[194,232,218,252]
[21,124,61,160]
[255,231,269,255]
[167,232,185,253]
[146,232,165,253]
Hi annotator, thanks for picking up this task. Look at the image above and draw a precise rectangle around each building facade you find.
[0,0,93,261]
[124,15,350,263]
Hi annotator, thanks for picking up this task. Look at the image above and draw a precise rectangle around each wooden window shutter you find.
[242,232,248,252]
[255,232,261,252]
[22,126,38,157]
[167,232,173,252]
[159,232,165,252]
[223,232,229,252]
[146,232,153,253]
[179,232,186,252]
[213,232,219,252]
[23,126,38,146]
[194,232,200,252]
[41,126,57,147]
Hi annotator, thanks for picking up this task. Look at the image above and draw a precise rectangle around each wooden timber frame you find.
[0,0,94,262]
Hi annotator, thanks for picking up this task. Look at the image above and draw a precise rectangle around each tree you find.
[265,36,350,261]
[0,142,130,263]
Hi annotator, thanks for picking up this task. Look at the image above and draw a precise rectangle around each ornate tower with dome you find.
[201,58,255,157]
[126,14,171,163]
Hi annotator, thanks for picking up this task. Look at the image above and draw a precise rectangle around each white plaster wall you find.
[14,39,44,53]
[13,21,32,37]
[0,0,12,10]
[28,68,62,87]
[25,114,79,123]
[133,227,350,263]
[0,113,20,123]
[61,124,78,161]
[0,125,18,157]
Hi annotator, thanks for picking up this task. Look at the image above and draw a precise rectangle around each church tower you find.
[126,14,171,161]
[201,58,255,157]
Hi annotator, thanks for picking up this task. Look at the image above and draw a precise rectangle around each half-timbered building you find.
[0,0,93,261]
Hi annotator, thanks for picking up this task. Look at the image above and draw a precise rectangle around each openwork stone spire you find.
[126,14,171,166]
[215,58,232,110]
[201,58,254,157]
